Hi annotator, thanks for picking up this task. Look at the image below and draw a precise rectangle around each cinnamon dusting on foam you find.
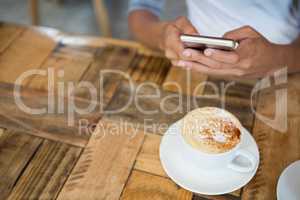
[182,107,242,154]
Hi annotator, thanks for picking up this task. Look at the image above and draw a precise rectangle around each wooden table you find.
[0,22,299,200]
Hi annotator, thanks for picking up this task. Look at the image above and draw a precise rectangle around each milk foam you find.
[182,107,242,153]
[213,132,227,143]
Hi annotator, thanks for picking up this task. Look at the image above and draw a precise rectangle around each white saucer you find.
[159,120,260,195]
[277,160,300,200]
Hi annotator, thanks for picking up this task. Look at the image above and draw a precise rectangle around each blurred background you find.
[0,0,186,39]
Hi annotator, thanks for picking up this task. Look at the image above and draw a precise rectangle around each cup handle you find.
[227,149,257,173]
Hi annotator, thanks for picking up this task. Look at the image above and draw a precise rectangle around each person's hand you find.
[178,26,286,78]
[160,16,198,66]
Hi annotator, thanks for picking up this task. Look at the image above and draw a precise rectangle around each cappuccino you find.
[182,107,241,154]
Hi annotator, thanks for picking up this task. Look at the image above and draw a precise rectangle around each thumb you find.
[174,16,199,34]
[223,26,260,41]
[183,21,198,35]
[184,25,198,35]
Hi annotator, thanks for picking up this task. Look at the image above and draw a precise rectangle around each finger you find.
[173,60,192,68]
[174,16,198,34]
[165,49,178,60]
[171,60,179,67]
[182,49,231,69]
[223,26,260,41]
[177,60,245,76]
[204,48,240,65]
[165,25,185,58]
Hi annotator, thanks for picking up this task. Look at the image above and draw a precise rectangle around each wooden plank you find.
[7,139,81,200]
[249,75,299,118]
[76,46,113,90]
[121,170,193,200]
[134,134,166,177]
[27,44,94,91]
[77,45,136,105]
[126,53,142,77]
[105,81,255,134]
[128,55,171,85]
[204,76,256,100]
[154,59,172,84]
[0,23,25,54]
[107,78,255,199]
[0,45,137,147]
[57,118,145,200]
[104,82,192,134]
[163,67,207,96]
[242,74,300,200]
[0,82,102,147]
[202,77,257,130]
[0,129,42,199]
[130,54,150,82]
[193,193,240,200]
[0,28,56,84]
[242,119,300,199]
[80,46,136,84]
[59,34,162,56]
[0,128,4,137]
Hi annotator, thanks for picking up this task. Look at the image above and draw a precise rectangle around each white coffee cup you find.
[179,126,257,173]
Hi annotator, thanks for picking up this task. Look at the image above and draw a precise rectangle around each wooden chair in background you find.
[28,0,112,37]
[29,0,39,25]
[92,0,111,37]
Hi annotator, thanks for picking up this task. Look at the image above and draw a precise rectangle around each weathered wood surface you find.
[0,43,143,147]
[242,73,300,200]
[7,140,81,200]
[134,134,166,177]
[77,45,137,105]
[57,119,145,200]
[0,82,98,147]
[121,170,193,200]
[193,194,240,200]
[0,28,56,84]
[105,79,256,134]
[104,77,256,199]
[0,23,297,200]
[203,76,257,130]
[128,54,171,84]
[27,44,94,91]
[0,128,4,136]
[0,23,25,54]
[0,130,42,199]
[104,82,190,134]
[163,68,207,96]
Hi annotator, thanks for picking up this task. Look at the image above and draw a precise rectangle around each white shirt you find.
[129,0,300,44]
[186,0,299,44]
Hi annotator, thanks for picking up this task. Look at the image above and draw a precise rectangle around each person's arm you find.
[128,10,167,50]
[128,0,199,65]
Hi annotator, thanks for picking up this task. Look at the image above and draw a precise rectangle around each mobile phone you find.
[180,34,239,51]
